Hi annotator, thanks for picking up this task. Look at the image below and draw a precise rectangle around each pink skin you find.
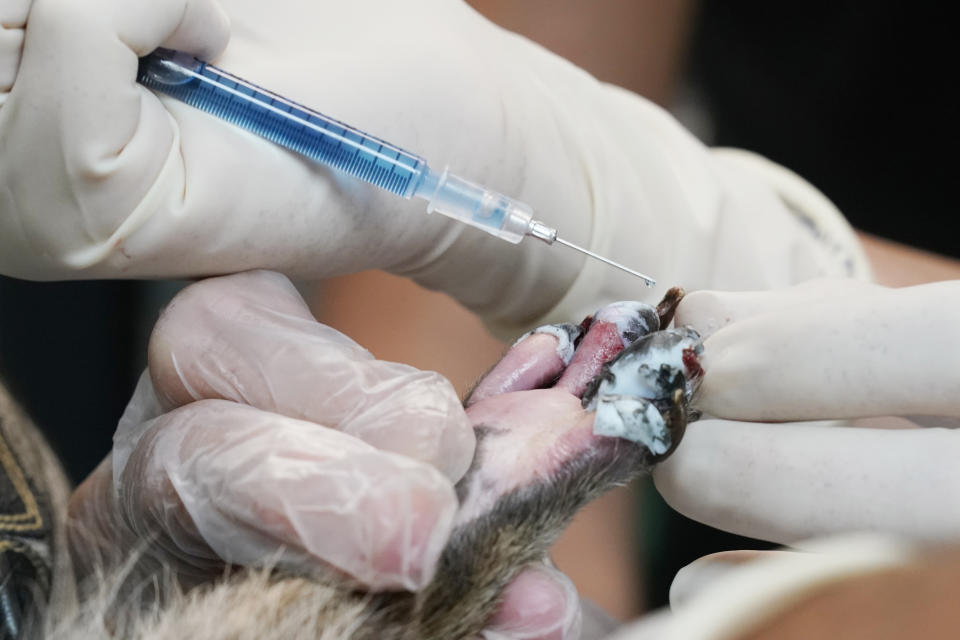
[468,333,568,407]
[555,301,655,397]
[459,391,595,526]
[469,301,652,406]
[463,304,644,638]
[554,321,625,396]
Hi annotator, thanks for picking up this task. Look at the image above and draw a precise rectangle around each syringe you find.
[137,49,655,286]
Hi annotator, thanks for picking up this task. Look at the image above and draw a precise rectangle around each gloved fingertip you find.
[483,564,582,640]
[343,370,476,483]
[146,271,318,409]
[670,550,767,608]
[161,0,232,61]
[673,289,732,340]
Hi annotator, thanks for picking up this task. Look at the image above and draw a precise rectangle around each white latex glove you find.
[1,0,865,333]
[67,270,576,639]
[653,278,960,544]
[607,535,916,640]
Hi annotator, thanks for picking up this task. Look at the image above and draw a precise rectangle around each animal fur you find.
[44,432,653,639]
[6,291,695,639]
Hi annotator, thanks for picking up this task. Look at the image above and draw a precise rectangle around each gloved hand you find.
[67,270,574,639]
[1,0,864,334]
[653,278,960,544]
[606,534,917,640]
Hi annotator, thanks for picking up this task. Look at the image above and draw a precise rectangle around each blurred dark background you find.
[0,0,953,620]
[688,2,954,257]
[0,279,184,481]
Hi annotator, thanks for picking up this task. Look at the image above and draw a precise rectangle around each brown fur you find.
[43,433,653,639]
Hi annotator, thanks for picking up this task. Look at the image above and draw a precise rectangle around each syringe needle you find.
[555,236,656,287]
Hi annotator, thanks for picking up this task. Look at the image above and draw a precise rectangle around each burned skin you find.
[335,290,702,639]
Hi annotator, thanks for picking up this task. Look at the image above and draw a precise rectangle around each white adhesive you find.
[601,327,703,400]
[587,327,703,447]
[606,364,675,402]
[593,394,670,454]
[593,300,658,346]
[513,324,579,365]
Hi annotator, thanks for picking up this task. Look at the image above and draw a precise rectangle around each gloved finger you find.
[653,418,960,545]
[0,0,29,97]
[601,609,672,640]
[481,562,581,640]
[118,398,458,591]
[26,0,230,68]
[138,1,231,58]
[8,0,229,262]
[670,550,787,608]
[692,281,960,421]
[147,271,475,481]
[611,535,913,640]
[674,278,878,341]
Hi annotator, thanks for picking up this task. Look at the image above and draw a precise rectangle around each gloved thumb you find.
[1,0,230,274]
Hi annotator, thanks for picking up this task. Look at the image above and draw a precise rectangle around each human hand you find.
[67,270,474,592]
[1,1,862,332]
[653,278,960,544]
[64,270,584,638]
[67,271,703,638]
[606,535,917,640]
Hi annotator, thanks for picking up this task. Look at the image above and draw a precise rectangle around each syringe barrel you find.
[413,168,533,244]
[137,49,428,198]
[138,49,537,244]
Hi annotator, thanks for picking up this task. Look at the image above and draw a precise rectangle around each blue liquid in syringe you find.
[137,49,428,198]
[136,49,657,284]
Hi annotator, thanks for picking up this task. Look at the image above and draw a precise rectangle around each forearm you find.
[858,232,960,286]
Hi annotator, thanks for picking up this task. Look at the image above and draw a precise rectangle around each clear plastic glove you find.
[67,270,574,639]
[67,270,473,591]
[1,0,864,333]
[653,278,960,544]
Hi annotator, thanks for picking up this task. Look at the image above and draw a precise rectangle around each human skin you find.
[739,548,960,640]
